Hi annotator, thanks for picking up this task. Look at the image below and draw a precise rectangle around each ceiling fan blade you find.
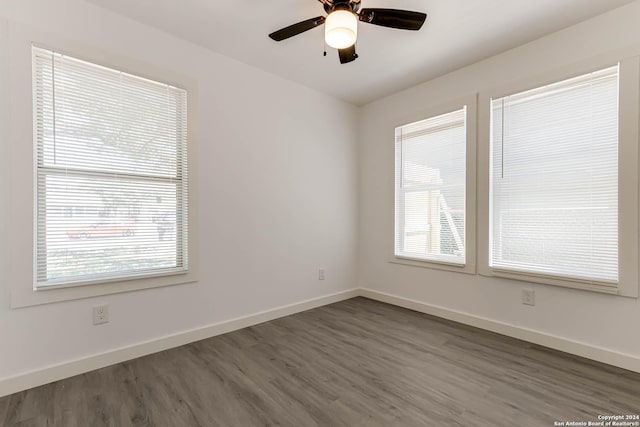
[269,16,326,41]
[338,45,358,64]
[358,9,426,30]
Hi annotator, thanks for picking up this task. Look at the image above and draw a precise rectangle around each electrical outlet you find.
[93,305,109,325]
[522,289,535,306]
[318,268,325,281]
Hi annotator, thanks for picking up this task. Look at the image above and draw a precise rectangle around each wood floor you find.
[1,297,638,426]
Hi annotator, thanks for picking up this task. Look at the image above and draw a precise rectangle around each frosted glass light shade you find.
[325,10,358,49]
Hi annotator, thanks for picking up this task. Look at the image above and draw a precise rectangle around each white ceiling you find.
[86,0,634,105]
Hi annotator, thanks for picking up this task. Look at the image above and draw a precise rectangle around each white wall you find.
[0,0,358,384]
[358,2,640,361]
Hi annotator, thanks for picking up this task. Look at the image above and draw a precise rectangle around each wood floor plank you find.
[1,297,639,426]
[0,397,8,426]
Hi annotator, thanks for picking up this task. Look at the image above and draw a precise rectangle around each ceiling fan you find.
[268,0,427,64]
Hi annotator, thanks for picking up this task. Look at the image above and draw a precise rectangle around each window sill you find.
[390,256,476,275]
[35,268,189,291]
[478,266,637,298]
[12,269,198,308]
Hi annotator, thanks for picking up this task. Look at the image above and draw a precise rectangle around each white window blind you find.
[33,47,188,288]
[395,108,467,264]
[490,66,618,285]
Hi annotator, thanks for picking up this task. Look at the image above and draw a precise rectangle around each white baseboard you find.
[3,286,638,398]
[360,288,640,374]
[0,288,359,398]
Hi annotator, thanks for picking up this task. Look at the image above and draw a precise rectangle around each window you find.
[480,59,640,296]
[395,107,470,266]
[490,66,619,285]
[33,47,188,289]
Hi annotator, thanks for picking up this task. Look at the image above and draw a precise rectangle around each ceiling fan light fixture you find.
[325,10,358,49]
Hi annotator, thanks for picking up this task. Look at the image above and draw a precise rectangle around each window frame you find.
[477,56,640,297]
[391,95,477,275]
[7,31,198,308]
[32,46,190,290]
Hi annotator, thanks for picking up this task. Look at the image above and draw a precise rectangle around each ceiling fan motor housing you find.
[321,0,362,14]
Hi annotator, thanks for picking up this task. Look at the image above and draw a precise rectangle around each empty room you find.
[1,0,639,425]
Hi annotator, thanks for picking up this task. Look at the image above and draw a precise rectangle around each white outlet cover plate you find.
[522,290,536,306]
[93,305,109,325]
